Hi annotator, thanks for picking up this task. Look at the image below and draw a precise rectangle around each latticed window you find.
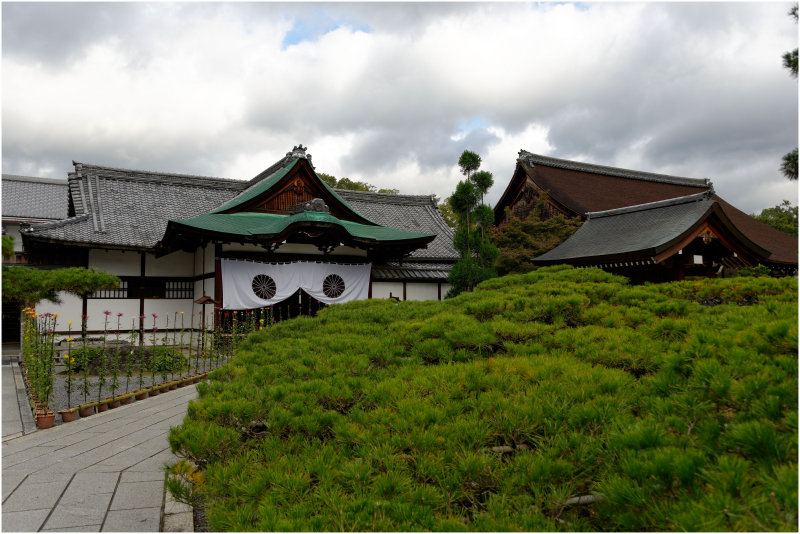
[91,279,128,299]
[165,280,193,298]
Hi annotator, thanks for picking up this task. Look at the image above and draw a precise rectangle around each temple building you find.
[11,146,457,335]
[494,151,797,282]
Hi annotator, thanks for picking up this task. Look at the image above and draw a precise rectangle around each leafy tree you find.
[2,234,14,257]
[490,194,583,276]
[457,150,481,178]
[2,266,120,307]
[437,196,458,228]
[783,5,798,77]
[318,173,398,194]
[781,5,798,180]
[781,148,798,181]
[447,151,497,297]
[318,173,338,188]
[752,200,798,236]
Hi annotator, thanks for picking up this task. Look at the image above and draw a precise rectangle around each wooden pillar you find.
[438,282,442,301]
[214,245,222,329]
[403,281,407,301]
[139,252,146,336]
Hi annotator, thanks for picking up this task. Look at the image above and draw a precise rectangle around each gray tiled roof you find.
[22,160,458,262]
[534,192,718,264]
[2,175,69,221]
[372,261,453,281]
[337,190,457,260]
[25,164,240,249]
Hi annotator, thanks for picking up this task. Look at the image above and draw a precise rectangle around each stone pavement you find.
[2,354,198,532]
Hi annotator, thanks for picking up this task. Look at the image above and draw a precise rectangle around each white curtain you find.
[221,258,371,310]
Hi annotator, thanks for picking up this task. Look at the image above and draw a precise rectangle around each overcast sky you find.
[2,1,798,214]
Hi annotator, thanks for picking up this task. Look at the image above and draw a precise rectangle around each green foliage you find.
[458,150,481,178]
[2,234,14,257]
[169,267,797,531]
[752,200,799,236]
[318,173,398,194]
[2,266,120,306]
[782,148,798,181]
[448,151,498,296]
[438,195,458,228]
[491,196,583,276]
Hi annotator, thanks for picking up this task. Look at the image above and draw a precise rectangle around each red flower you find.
[152,314,158,318]
[104,310,111,316]
[117,313,123,317]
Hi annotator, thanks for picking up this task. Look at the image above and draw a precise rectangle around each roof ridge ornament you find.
[286,144,313,167]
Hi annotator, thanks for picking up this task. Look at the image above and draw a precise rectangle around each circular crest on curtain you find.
[322,274,345,298]
[252,274,277,300]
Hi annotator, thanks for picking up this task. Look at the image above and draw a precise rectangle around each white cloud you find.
[2,2,796,214]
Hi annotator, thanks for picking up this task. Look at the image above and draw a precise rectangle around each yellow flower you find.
[68,321,73,326]
[180,311,184,314]
[65,337,74,342]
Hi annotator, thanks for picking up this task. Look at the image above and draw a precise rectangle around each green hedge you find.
[169,266,797,531]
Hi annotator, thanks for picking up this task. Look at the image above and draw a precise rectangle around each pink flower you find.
[117,313,123,317]
[139,315,146,319]
[152,313,158,318]
[104,310,111,316]
[153,327,158,332]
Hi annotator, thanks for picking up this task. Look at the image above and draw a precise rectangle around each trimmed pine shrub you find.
[168,266,797,531]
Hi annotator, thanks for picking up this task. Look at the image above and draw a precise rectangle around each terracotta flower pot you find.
[79,405,94,417]
[108,399,121,409]
[35,412,56,429]
[120,396,133,405]
[159,385,170,393]
[96,402,108,413]
[169,383,178,390]
[134,390,148,401]
[149,388,160,397]
[59,409,78,423]
[177,380,187,388]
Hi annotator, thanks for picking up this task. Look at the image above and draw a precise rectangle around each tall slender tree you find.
[447,150,497,297]
[781,5,798,181]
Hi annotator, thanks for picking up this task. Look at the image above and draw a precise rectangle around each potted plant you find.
[59,407,78,423]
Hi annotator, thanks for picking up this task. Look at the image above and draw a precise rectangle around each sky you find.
[2,1,798,214]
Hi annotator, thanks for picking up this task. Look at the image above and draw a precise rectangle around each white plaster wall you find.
[143,299,194,326]
[192,244,216,275]
[88,249,140,276]
[35,292,83,330]
[441,283,452,298]
[146,251,194,276]
[86,299,140,332]
[371,282,404,300]
[406,283,440,301]
[5,223,24,252]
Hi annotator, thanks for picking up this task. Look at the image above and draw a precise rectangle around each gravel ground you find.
[24,357,229,426]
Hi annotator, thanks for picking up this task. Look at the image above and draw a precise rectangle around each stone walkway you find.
[2,345,197,532]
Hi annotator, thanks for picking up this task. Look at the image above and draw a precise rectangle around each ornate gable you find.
[215,150,374,225]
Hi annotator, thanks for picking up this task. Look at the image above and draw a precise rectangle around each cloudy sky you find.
[3,1,797,214]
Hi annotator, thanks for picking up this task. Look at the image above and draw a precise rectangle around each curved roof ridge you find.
[71,161,246,188]
[587,191,714,219]
[335,189,438,206]
[2,174,67,185]
[519,150,712,188]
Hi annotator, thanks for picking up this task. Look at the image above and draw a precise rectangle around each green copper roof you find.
[211,159,299,214]
[209,158,375,225]
[172,210,436,242]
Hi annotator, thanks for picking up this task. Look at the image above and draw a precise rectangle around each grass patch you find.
[168,266,797,531]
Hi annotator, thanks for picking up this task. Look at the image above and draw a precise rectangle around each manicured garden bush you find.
[168,266,797,531]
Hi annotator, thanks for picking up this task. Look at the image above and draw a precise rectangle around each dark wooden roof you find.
[497,151,797,266]
[533,192,770,266]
